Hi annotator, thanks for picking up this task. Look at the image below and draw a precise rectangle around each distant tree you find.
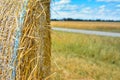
[51,18,120,22]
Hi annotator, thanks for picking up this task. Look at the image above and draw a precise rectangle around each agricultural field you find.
[51,31,120,80]
[51,21,120,32]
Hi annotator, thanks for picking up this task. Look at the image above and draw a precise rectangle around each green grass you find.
[51,31,120,80]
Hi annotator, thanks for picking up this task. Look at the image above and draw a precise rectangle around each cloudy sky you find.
[51,0,120,20]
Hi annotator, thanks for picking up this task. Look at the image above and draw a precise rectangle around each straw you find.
[0,0,51,80]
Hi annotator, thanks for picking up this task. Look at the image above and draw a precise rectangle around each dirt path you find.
[52,27,120,37]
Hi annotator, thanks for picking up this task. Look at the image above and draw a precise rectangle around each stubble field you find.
[51,21,120,80]
[51,21,120,32]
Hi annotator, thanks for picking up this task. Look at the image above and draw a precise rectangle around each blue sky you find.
[51,0,120,20]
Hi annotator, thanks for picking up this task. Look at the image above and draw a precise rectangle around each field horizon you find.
[51,21,120,32]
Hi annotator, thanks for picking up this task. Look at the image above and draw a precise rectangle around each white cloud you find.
[99,5,106,9]
[51,0,120,20]
[98,5,106,14]
[80,7,93,14]
[116,4,120,7]
[96,0,120,2]
[51,9,120,20]
[55,0,70,4]
[51,0,78,11]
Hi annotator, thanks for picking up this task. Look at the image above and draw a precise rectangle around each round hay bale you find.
[0,0,51,80]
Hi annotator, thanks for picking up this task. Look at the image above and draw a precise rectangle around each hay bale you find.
[0,0,51,80]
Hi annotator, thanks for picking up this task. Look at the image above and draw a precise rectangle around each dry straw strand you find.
[0,0,51,80]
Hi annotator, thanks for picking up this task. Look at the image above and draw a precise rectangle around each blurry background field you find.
[51,21,120,80]
[51,21,120,32]
[51,0,120,79]
[51,31,120,80]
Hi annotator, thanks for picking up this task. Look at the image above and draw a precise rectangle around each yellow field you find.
[51,21,120,32]
[51,31,120,80]
[51,21,120,79]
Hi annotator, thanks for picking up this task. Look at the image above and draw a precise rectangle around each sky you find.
[51,0,120,20]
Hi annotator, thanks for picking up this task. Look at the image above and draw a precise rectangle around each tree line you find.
[51,18,120,22]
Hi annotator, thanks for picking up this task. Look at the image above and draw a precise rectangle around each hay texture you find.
[0,0,51,80]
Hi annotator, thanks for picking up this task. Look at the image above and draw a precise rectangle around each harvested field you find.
[51,21,120,32]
